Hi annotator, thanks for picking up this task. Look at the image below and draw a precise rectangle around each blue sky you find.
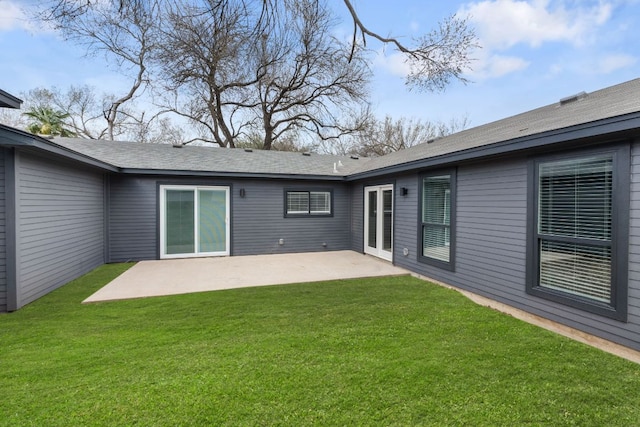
[1,0,639,130]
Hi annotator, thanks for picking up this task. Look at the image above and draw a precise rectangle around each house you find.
[0,90,23,110]
[1,78,639,352]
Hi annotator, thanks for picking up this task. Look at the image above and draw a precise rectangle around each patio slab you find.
[83,250,408,303]
[82,250,640,364]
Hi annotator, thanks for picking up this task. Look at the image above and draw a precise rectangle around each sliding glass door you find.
[160,186,230,258]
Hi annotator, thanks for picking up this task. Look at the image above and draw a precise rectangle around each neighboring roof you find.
[349,78,640,178]
[51,138,369,178]
[0,89,23,109]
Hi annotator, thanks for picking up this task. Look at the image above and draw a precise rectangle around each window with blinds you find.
[420,171,455,269]
[537,156,613,303]
[287,191,310,214]
[528,146,630,321]
[310,191,331,214]
[285,190,331,216]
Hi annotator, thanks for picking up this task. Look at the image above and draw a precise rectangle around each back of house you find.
[1,78,640,353]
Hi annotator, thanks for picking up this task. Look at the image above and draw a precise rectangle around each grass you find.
[1,264,640,426]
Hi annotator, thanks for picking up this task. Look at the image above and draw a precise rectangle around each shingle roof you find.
[350,78,640,175]
[14,78,640,179]
[51,138,369,177]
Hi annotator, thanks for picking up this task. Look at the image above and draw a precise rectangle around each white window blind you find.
[287,192,309,214]
[422,175,451,262]
[310,192,331,214]
[537,156,613,302]
[286,191,331,215]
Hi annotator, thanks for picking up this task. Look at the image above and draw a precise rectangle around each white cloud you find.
[478,54,530,78]
[374,43,531,81]
[0,0,54,33]
[373,50,412,78]
[459,0,613,50]
[0,0,27,31]
[594,53,637,73]
[548,52,636,78]
[467,49,531,79]
[455,0,617,79]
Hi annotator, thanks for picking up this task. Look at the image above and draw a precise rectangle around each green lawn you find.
[1,264,639,426]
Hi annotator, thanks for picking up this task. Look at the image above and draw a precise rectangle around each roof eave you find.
[0,125,119,172]
[0,90,23,109]
[346,112,640,181]
[119,167,349,181]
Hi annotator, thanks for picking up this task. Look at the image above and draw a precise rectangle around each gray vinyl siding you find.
[233,180,350,255]
[368,144,640,351]
[389,163,527,290]
[349,179,399,254]
[108,175,158,262]
[108,176,351,261]
[626,139,640,340]
[392,174,419,263]
[0,149,6,312]
[15,151,105,308]
[349,183,364,252]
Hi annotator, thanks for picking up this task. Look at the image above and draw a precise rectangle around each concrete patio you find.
[82,249,640,364]
[83,250,408,303]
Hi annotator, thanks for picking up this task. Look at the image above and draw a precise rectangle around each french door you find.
[364,185,393,261]
[160,185,230,258]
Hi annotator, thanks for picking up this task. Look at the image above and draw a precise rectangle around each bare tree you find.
[154,0,268,148]
[104,0,477,92]
[343,1,477,92]
[0,108,27,130]
[38,1,158,139]
[155,0,371,149]
[126,114,186,145]
[35,0,478,148]
[13,85,186,143]
[62,86,107,139]
[16,86,123,139]
[250,1,371,150]
[235,130,313,152]
[343,115,469,157]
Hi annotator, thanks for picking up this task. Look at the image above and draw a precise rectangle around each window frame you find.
[284,189,333,217]
[526,144,630,321]
[418,168,457,271]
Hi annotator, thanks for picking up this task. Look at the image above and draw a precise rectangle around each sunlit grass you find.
[1,263,639,426]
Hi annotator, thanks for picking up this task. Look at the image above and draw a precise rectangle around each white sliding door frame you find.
[159,185,230,259]
[364,184,394,261]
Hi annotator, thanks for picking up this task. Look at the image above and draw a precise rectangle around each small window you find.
[419,170,456,270]
[285,190,332,216]
[527,146,629,321]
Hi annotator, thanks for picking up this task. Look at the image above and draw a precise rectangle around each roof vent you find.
[559,91,587,106]
[244,148,253,152]
[302,152,311,156]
